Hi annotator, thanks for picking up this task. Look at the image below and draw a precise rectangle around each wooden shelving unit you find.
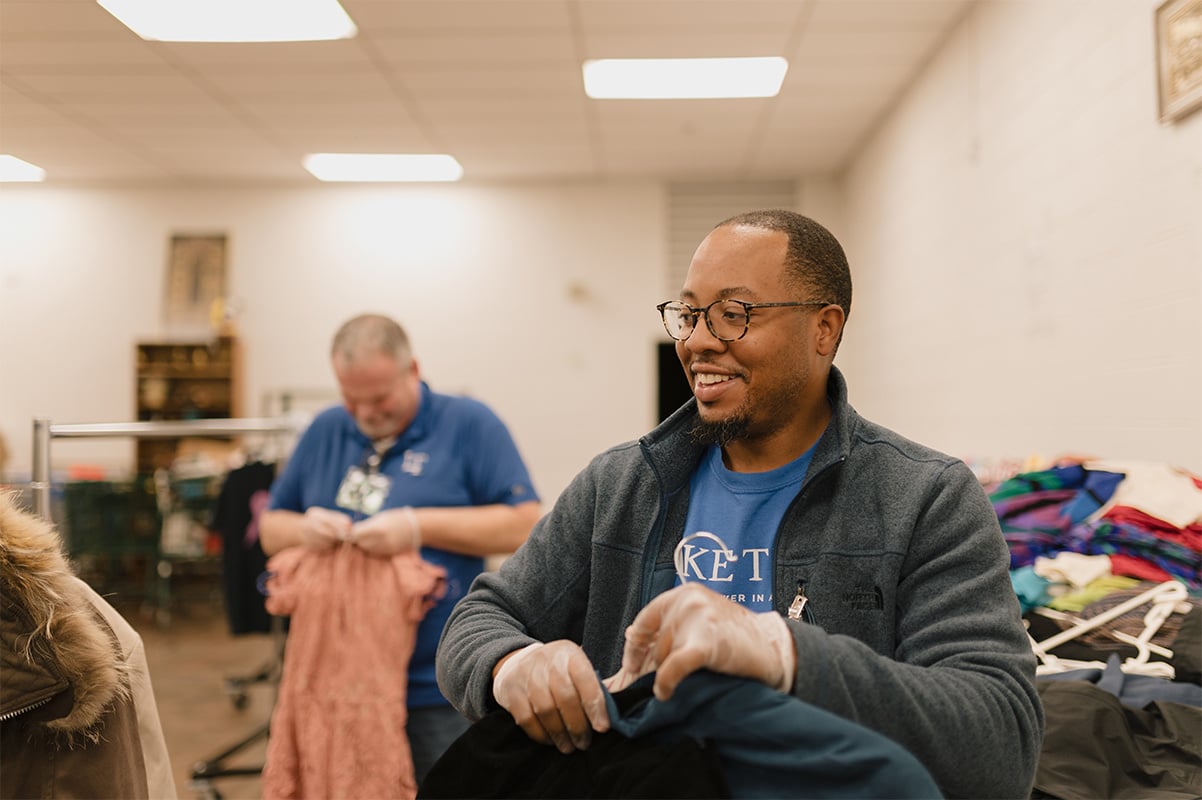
[135,336,241,473]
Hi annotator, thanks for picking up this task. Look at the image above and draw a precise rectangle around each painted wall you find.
[837,0,1202,471]
[0,182,669,503]
[2,0,1199,508]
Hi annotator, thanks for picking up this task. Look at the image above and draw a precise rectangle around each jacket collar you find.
[641,364,856,493]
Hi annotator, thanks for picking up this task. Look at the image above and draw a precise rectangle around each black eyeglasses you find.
[656,299,831,342]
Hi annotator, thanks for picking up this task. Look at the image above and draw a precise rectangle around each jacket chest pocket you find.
[780,558,899,652]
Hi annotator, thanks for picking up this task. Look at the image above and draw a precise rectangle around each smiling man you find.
[260,313,541,787]
[436,210,1043,799]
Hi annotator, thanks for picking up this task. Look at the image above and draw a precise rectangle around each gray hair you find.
[330,313,412,365]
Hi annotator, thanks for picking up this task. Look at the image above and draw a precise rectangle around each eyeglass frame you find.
[656,298,833,342]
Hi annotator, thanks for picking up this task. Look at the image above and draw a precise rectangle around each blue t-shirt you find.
[678,444,816,612]
[269,381,539,707]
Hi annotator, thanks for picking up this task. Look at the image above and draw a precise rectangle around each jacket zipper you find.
[787,580,815,624]
[0,695,52,722]
[776,455,843,626]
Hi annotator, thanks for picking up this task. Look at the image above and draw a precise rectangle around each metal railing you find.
[30,416,301,520]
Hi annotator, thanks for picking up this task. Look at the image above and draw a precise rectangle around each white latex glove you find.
[492,641,611,754]
[349,506,421,557]
[300,506,353,551]
[604,583,797,701]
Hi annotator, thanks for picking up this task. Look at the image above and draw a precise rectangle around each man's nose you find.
[684,315,726,351]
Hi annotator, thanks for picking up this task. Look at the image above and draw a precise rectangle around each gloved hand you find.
[492,640,610,754]
[349,506,421,557]
[300,506,353,551]
[604,583,796,701]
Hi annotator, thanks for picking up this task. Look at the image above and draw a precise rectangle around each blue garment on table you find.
[1038,654,1202,709]
[1011,566,1054,613]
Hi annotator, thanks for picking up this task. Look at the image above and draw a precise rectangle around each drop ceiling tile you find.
[437,117,592,148]
[590,97,771,129]
[0,0,977,184]
[275,129,437,153]
[367,31,576,65]
[807,0,971,31]
[0,142,169,180]
[416,95,587,122]
[8,69,214,102]
[0,0,134,37]
[201,68,397,100]
[401,65,581,95]
[341,0,573,32]
[63,100,246,127]
[0,39,163,67]
[580,30,793,59]
[790,29,940,61]
[156,38,375,68]
[237,99,417,127]
[577,0,802,31]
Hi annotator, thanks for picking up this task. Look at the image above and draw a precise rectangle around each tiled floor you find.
[124,591,277,800]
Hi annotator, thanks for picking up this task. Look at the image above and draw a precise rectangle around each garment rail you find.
[29,416,300,521]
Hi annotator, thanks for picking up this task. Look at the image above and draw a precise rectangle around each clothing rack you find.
[29,416,301,521]
[30,415,302,800]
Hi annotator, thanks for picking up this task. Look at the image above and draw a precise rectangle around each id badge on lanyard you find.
[335,451,392,515]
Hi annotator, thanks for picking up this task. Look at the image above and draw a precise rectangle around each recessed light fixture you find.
[96,0,357,42]
[302,154,464,183]
[582,57,788,99]
[0,155,46,182]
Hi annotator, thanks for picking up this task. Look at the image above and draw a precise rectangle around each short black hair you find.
[716,209,852,325]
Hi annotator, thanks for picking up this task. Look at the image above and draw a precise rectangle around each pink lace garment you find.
[261,544,446,800]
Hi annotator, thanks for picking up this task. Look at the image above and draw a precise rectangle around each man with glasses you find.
[260,313,541,785]
[436,211,1041,799]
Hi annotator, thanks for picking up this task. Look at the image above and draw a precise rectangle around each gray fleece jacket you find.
[436,366,1043,799]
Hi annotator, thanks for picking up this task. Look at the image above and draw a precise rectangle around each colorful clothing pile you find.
[990,461,1202,590]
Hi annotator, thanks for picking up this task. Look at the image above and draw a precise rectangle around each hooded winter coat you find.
[0,492,176,800]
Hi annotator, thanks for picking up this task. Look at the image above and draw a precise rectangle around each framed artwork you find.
[165,234,227,329]
[1156,0,1202,123]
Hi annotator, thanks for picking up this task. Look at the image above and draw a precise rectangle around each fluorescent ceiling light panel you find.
[0,155,46,182]
[96,0,357,42]
[303,154,464,183]
[583,57,788,99]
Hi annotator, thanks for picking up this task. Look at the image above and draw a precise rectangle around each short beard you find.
[689,413,750,447]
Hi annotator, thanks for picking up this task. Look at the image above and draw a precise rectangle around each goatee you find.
[689,415,750,447]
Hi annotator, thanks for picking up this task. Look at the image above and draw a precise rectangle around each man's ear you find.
[815,305,846,357]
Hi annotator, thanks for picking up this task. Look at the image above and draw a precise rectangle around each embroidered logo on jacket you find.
[841,586,884,610]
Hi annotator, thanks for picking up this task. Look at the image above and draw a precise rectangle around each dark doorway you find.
[657,342,693,422]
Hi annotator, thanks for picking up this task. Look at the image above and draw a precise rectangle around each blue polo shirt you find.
[269,381,539,707]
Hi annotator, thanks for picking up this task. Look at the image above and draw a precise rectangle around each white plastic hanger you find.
[1029,580,1188,678]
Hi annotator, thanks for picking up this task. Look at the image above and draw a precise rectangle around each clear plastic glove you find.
[349,506,421,557]
[492,641,610,754]
[604,583,796,701]
[300,506,352,551]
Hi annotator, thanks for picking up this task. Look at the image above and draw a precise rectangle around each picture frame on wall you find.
[1156,0,1202,123]
[165,234,227,331]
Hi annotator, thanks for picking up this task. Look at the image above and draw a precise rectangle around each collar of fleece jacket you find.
[0,493,129,744]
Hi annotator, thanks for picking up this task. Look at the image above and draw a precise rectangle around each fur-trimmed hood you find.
[0,491,128,743]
